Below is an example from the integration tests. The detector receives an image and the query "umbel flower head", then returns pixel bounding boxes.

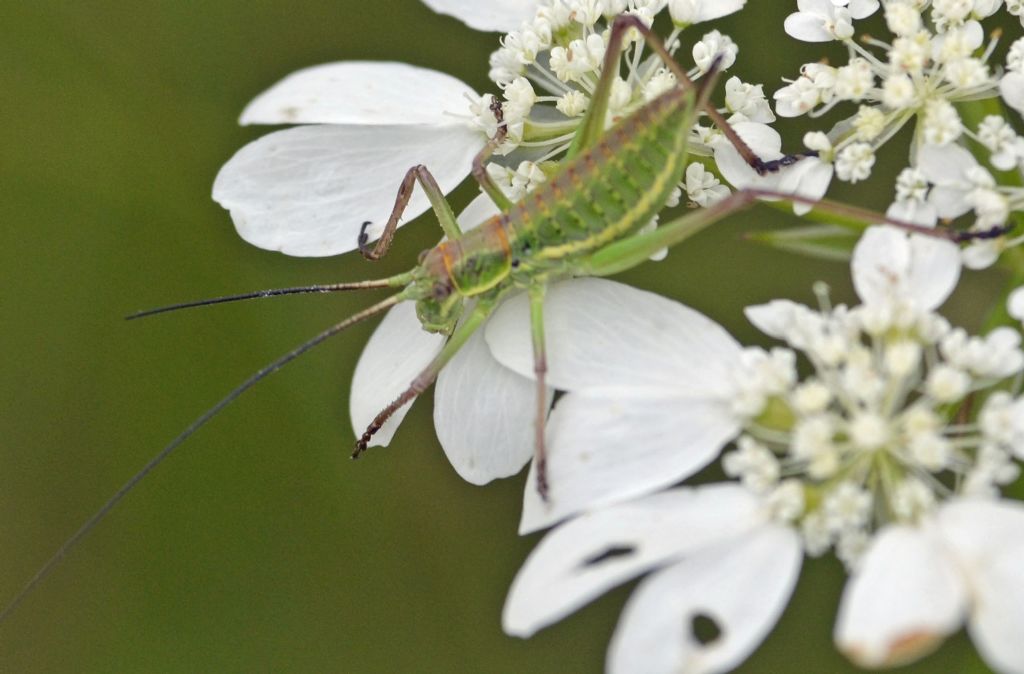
[495,227,1024,673]
[773,1,1024,268]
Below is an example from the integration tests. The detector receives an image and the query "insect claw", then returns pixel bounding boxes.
[535,454,550,503]
[358,221,374,258]
[753,150,820,176]
[954,222,1014,242]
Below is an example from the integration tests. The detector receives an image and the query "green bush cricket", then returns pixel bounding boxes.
[0,14,961,624]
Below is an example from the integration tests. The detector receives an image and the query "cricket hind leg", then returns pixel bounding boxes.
[592,15,811,175]
[580,186,974,278]
[359,164,462,261]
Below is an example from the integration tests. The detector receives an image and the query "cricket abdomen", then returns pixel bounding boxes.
[508,85,696,264]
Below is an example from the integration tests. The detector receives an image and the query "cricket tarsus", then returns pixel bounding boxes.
[0,292,404,626]
[360,163,463,260]
[753,150,820,175]
[953,222,1015,242]
[126,277,406,320]
[351,387,422,459]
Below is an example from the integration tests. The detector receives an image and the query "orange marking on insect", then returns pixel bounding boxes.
[533,190,551,216]
[565,164,582,187]
[483,218,512,258]
[440,241,460,280]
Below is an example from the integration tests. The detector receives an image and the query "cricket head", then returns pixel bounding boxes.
[407,262,464,335]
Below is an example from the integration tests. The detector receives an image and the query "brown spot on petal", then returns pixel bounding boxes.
[842,630,946,669]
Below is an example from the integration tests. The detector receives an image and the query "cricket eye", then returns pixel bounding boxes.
[432,282,452,301]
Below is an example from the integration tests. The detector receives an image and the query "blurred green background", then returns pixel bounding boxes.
[1,2,1013,672]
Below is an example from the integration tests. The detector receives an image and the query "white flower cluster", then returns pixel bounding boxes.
[776,2,1024,269]
[731,279,1024,569]
[888,142,1024,267]
[778,2,1014,171]
[479,0,765,208]
[495,228,1024,674]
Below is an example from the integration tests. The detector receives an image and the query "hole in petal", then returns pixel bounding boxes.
[689,612,722,646]
[582,545,635,567]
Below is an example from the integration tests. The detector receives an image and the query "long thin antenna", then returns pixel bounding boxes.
[0,292,406,626]
[126,273,413,320]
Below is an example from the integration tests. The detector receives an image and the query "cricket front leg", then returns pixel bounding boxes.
[352,298,494,457]
[528,283,551,501]
[360,164,462,261]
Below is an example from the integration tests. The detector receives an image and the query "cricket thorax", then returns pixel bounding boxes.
[424,217,514,296]
[411,218,515,333]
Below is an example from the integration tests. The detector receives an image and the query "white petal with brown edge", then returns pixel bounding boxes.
[834,524,967,668]
[938,500,1024,674]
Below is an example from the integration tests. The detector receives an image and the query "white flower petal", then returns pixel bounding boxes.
[938,500,1024,674]
[904,231,961,310]
[962,241,1001,270]
[917,143,977,186]
[713,122,784,191]
[835,525,968,668]
[848,0,880,19]
[744,299,806,340]
[852,225,960,311]
[519,391,739,533]
[885,200,937,227]
[918,144,976,219]
[503,485,762,637]
[213,124,484,257]
[784,12,836,42]
[420,0,539,32]
[1000,73,1024,115]
[672,0,747,24]
[607,525,802,674]
[485,279,741,394]
[777,156,833,215]
[350,302,446,447]
[1008,286,1024,322]
[852,226,911,304]
[240,61,477,126]
[434,327,547,485]
[965,539,1024,674]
